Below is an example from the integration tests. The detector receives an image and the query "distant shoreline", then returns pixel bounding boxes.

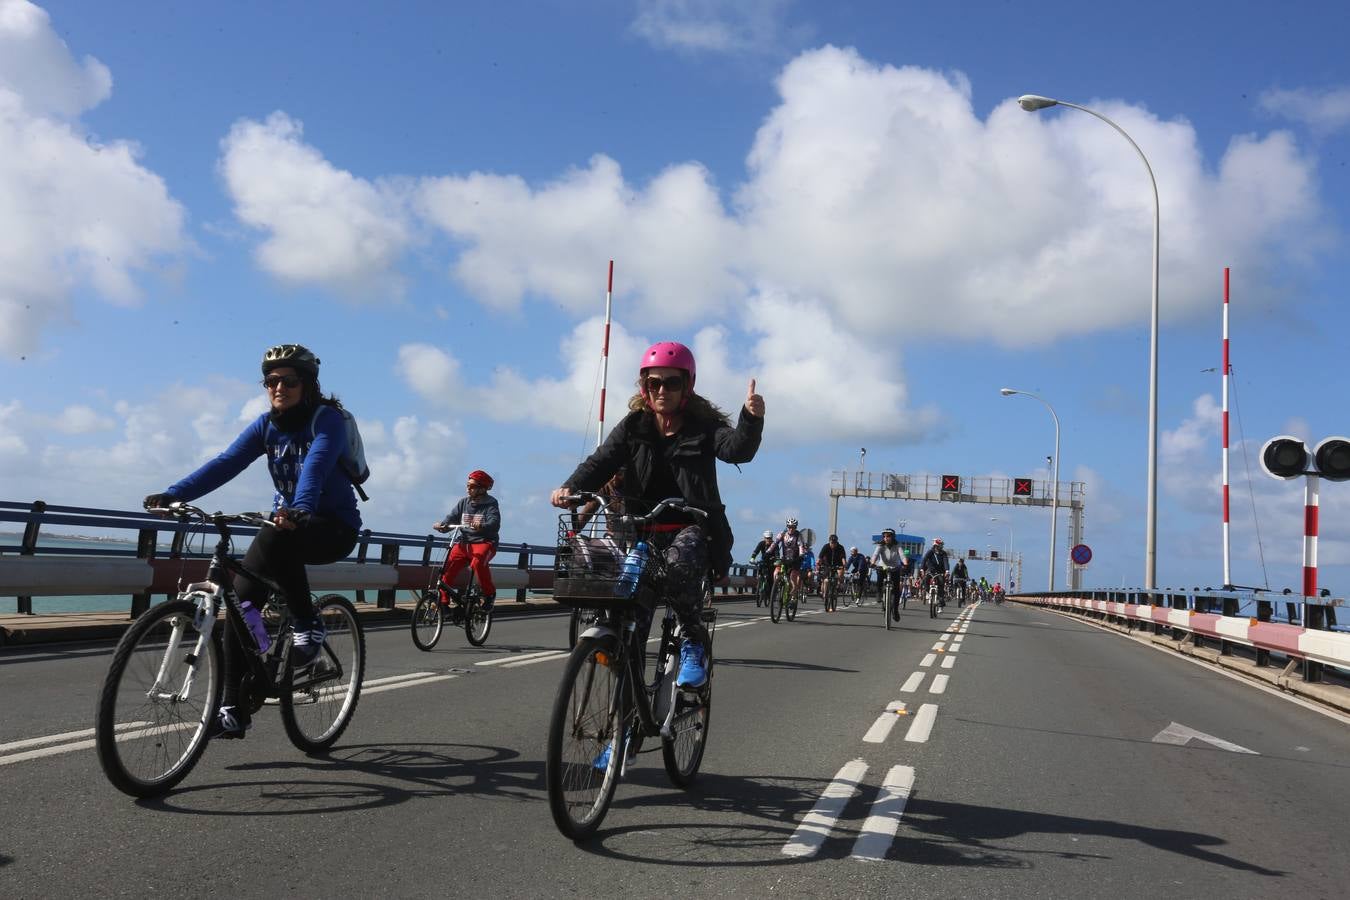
[0,531,132,544]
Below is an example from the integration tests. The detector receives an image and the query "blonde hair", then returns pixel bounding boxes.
[626,377,730,426]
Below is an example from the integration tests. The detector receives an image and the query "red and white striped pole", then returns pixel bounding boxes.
[596,259,614,449]
[1303,473,1319,612]
[1222,267,1231,587]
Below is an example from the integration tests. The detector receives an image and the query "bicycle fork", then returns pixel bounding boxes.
[149,583,220,704]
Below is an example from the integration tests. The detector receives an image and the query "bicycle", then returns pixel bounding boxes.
[752,559,775,608]
[876,567,901,630]
[769,559,800,623]
[820,566,840,612]
[844,570,864,607]
[410,524,492,650]
[546,495,717,840]
[96,504,365,798]
[924,573,943,619]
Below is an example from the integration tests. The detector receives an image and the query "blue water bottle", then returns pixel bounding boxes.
[239,599,272,654]
[614,541,649,597]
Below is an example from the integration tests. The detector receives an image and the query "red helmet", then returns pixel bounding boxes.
[467,469,494,489]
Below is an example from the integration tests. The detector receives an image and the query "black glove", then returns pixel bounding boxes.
[276,508,311,528]
[143,492,178,511]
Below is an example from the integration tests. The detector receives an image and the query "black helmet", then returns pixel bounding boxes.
[262,344,320,378]
[828,534,838,542]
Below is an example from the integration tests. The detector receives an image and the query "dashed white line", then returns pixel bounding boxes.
[0,721,149,754]
[919,653,936,668]
[929,675,949,695]
[782,758,869,858]
[905,704,939,743]
[947,643,960,653]
[900,672,925,693]
[501,652,569,669]
[862,702,906,743]
[931,642,946,652]
[364,674,458,694]
[850,765,916,862]
[940,655,956,669]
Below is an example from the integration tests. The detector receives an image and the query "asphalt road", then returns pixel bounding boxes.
[2,596,1347,898]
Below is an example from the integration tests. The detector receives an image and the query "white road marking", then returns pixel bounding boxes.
[919,653,936,668]
[0,721,149,754]
[952,634,964,644]
[365,672,438,687]
[931,642,946,652]
[937,634,951,642]
[501,652,569,669]
[363,674,457,694]
[1151,721,1258,755]
[781,758,869,858]
[947,643,960,653]
[940,655,956,669]
[476,650,568,667]
[850,765,916,862]
[900,672,925,693]
[905,704,939,743]
[862,702,906,743]
[930,675,949,694]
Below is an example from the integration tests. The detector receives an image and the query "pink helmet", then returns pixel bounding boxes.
[640,341,696,390]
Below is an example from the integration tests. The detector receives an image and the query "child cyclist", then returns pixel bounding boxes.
[550,341,764,690]
[433,470,501,611]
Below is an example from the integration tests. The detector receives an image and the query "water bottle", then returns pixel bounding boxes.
[239,599,272,654]
[614,541,649,597]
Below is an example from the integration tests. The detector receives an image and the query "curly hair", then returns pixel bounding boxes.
[626,383,731,426]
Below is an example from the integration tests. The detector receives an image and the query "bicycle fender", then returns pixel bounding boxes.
[580,624,621,644]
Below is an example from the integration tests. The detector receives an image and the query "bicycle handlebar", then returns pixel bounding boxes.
[557,494,707,526]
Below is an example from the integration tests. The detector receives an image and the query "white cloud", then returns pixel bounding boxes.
[1258,85,1350,135]
[218,111,414,298]
[630,0,804,54]
[0,1,187,359]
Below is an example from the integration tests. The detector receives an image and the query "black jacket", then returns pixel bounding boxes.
[563,406,763,575]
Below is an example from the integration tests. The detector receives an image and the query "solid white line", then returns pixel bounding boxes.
[365,672,437,688]
[363,674,457,695]
[900,672,925,693]
[862,702,906,743]
[501,652,569,669]
[850,765,916,862]
[0,721,150,754]
[477,650,568,667]
[2,722,198,767]
[905,704,939,742]
[919,653,936,668]
[930,675,949,694]
[940,655,956,669]
[781,759,869,858]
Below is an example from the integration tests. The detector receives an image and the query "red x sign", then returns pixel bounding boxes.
[941,474,960,492]
[1014,478,1033,496]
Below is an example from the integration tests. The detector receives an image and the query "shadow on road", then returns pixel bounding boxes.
[716,657,857,673]
[0,853,12,868]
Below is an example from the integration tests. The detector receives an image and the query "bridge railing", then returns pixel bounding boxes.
[1013,589,1348,684]
[0,500,756,617]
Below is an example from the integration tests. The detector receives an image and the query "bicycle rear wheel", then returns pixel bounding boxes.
[411,593,444,651]
[96,599,220,797]
[786,587,798,621]
[884,583,894,630]
[281,594,365,754]
[546,636,625,840]
[769,581,783,622]
[661,679,711,787]
[464,583,492,646]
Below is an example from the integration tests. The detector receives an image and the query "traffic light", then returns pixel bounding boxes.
[941,474,960,493]
[1314,437,1350,481]
[1260,436,1307,480]
[1013,477,1033,497]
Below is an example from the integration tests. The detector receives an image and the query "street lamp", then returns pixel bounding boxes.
[1019,93,1160,591]
[1000,388,1061,591]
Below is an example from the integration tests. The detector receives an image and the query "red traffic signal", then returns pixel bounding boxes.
[1260,435,1307,480]
[1315,437,1350,481]
[1013,477,1033,497]
[941,474,960,492]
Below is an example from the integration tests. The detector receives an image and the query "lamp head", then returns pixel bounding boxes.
[1018,94,1059,111]
[999,387,1017,396]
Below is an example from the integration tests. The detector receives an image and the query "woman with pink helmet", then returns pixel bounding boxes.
[551,341,764,688]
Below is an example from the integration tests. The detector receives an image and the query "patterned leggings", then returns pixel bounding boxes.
[651,525,710,644]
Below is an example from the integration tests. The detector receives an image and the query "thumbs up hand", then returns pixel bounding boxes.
[744,378,764,418]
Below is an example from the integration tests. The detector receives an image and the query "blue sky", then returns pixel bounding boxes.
[2,0,1349,596]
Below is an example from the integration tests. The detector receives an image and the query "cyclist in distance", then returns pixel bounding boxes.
[951,554,970,605]
[773,517,807,597]
[921,537,951,607]
[550,341,764,689]
[871,528,908,618]
[142,344,361,740]
[800,541,816,594]
[846,545,869,584]
[750,529,777,567]
[817,534,846,609]
[433,469,501,611]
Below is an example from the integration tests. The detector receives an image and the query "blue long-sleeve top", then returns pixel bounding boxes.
[165,406,361,532]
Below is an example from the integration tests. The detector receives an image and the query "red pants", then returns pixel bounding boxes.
[439,541,497,598]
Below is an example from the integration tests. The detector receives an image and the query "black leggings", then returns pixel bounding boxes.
[222,516,358,707]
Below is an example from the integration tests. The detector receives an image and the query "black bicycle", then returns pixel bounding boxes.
[752,559,774,608]
[546,495,717,840]
[820,566,840,612]
[410,525,492,650]
[96,504,365,797]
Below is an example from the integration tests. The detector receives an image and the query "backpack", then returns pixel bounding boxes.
[317,405,371,501]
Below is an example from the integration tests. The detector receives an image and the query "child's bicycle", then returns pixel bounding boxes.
[546,494,717,840]
[96,503,365,798]
[410,524,492,649]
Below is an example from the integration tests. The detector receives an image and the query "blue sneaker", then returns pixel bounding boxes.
[675,638,707,689]
[592,728,630,770]
[291,616,326,668]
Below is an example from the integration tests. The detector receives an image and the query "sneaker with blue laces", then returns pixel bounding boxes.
[675,638,708,689]
[291,616,326,668]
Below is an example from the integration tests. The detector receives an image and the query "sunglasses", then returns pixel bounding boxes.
[643,374,685,394]
[263,374,303,390]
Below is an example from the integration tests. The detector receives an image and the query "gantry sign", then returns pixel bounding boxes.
[828,471,1089,589]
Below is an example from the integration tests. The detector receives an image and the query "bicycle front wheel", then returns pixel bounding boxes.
[464,588,492,647]
[785,587,798,622]
[96,599,220,798]
[884,584,894,630]
[281,594,365,754]
[546,636,625,840]
[411,593,444,651]
[769,581,783,622]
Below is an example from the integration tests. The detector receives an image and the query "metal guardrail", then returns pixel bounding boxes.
[0,500,756,617]
[1014,588,1347,684]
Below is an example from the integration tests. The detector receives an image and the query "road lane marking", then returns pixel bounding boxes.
[850,765,916,862]
[931,642,946,652]
[930,675,949,694]
[0,721,150,754]
[862,702,906,743]
[937,634,951,642]
[952,634,964,643]
[364,675,457,695]
[940,655,956,669]
[477,650,568,667]
[900,672,925,692]
[1151,721,1258,755]
[781,759,869,858]
[919,653,936,668]
[947,643,960,653]
[904,704,938,743]
[501,652,569,668]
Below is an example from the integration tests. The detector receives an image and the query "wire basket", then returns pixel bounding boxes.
[553,510,656,608]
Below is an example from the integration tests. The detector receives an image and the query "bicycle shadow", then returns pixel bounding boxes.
[714,657,857,673]
[135,742,543,815]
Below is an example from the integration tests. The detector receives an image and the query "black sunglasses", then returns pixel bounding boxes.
[643,374,685,393]
[263,374,303,390]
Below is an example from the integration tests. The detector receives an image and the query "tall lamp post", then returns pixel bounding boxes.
[1000,388,1061,590]
[1019,93,1160,591]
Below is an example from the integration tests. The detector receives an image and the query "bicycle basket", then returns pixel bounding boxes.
[553,512,655,608]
